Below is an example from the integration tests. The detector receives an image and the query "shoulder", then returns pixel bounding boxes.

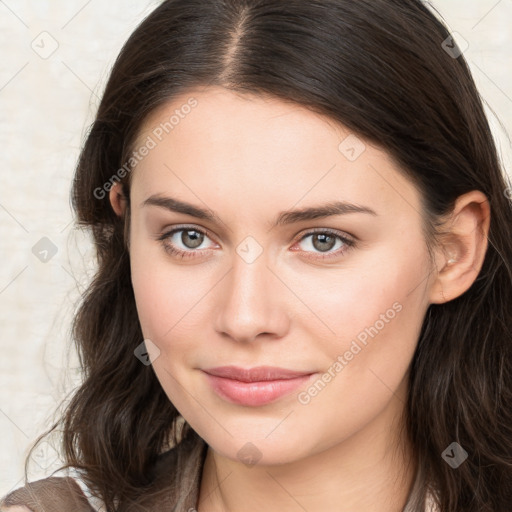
[0,476,98,512]
[136,428,208,509]
[152,427,207,482]
[0,430,208,512]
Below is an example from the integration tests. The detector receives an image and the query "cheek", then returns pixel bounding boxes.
[291,250,429,447]
[297,242,430,402]
[130,242,185,338]
[293,241,429,346]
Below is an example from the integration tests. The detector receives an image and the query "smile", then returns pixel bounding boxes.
[201,366,316,406]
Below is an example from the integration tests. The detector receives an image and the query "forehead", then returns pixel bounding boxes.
[129,86,423,220]
[133,85,345,152]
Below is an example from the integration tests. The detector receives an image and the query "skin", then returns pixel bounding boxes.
[109,86,490,512]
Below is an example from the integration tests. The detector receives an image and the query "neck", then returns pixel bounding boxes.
[197,379,417,512]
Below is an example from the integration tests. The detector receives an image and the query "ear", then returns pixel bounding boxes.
[429,190,491,304]
[109,182,127,217]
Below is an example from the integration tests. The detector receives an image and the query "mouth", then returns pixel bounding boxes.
[201,366,316,406]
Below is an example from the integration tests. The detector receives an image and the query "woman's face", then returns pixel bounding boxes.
[121,86,437,465]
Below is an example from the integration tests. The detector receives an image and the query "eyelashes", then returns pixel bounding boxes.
[157,225,356,261]
[157,226,217,259]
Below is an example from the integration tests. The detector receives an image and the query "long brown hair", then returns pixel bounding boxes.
[25,0,512,510]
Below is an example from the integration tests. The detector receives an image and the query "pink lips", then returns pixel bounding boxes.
[202,366,315,406]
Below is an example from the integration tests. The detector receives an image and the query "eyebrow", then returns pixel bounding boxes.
[142,194,378,229]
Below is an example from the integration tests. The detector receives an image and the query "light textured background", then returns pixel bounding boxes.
[0,0,511,495]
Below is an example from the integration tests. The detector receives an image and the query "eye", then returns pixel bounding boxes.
[157,225,217,259]
[292,228,356,260]
[157,226,356,261]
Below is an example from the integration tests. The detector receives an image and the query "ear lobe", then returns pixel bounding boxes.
[109,182,127,217]
[428,191,490,305]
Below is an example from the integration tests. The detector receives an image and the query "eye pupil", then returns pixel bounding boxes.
[313,233,336,252]
[182,229,203,249]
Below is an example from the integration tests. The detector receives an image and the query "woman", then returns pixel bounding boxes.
[2,0,511,511]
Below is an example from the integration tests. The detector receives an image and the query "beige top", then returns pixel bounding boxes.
[1,429,438,511]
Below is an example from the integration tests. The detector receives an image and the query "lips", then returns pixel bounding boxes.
[202,365,313,382]
[201,366,315,406]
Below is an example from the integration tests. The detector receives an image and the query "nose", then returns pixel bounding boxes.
[214,249,290,344]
